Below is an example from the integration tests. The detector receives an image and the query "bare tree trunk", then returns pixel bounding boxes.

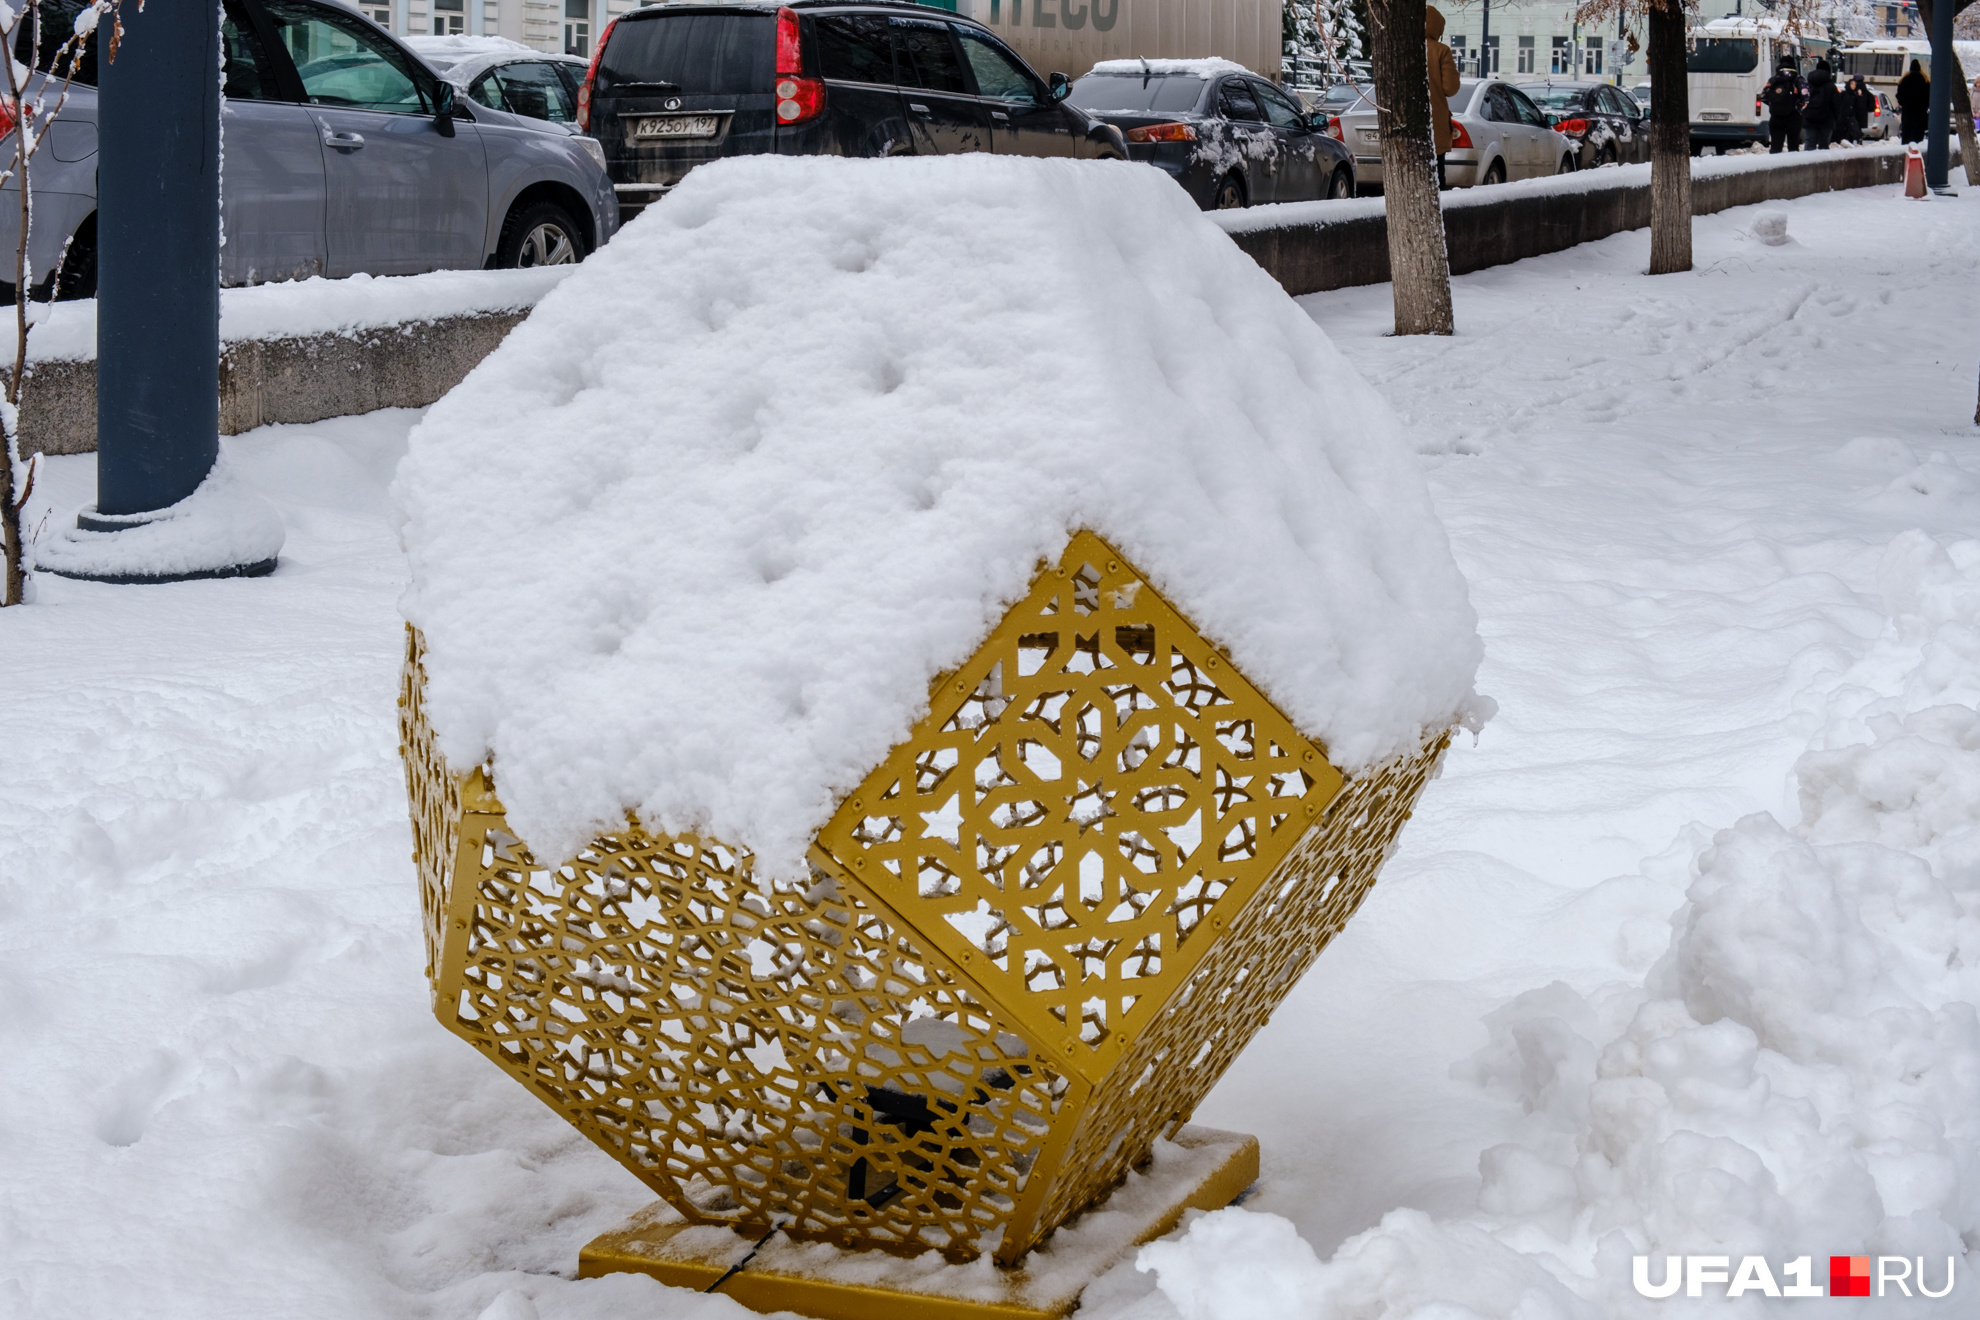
[1369,0,1454,335]
[1918,0,1980,183]
[0,413,19,607]
[1646,0,1692,275]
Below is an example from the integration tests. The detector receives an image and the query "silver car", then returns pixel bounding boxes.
[3,0,617,299]
[1336,78,1574,190]
[407,35,587,128]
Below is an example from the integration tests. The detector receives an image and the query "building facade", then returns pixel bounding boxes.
[1435,0,1648,85]
[362,0,632,56]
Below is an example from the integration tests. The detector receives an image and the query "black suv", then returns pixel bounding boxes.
[578,2,1128,218]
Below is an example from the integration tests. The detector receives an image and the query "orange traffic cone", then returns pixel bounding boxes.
[1905,143,1928,198]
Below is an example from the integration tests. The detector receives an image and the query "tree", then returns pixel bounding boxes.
[1580,0,1693,274]
[1367,0,1454,334]
[1285,0,1366,79]
[0,0,119,606]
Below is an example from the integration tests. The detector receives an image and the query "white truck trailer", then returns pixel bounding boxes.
[941,0,1284,83]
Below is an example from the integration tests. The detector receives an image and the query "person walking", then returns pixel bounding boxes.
[1425,5,1462,187]
[1802,58,1839,149]
[1762,57,1806,153]
[1897,58,1930,143]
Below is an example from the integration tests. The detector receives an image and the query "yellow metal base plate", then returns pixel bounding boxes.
[578,1126,1259,1320]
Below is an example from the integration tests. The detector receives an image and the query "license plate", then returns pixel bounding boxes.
[634,114,721,140]
[1358,128,1379,143]
[1700,111,1730,122]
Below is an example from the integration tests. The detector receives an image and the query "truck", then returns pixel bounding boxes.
[933,0,1284,83]
[1686,15,1829,154]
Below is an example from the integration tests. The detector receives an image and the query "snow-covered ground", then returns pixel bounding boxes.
[5,181,1979,1319]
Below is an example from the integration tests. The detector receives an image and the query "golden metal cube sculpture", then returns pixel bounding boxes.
[400,530,1447,1298]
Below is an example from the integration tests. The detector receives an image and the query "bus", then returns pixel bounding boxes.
[1687,15,1828,154]
[1837,38,1980,92]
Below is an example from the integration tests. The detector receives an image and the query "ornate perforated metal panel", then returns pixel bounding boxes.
[399,531,1447,1265]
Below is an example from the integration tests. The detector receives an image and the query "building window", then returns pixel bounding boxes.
[433,0,463,34]
[1550,35,1571,74]
[1583,35,1602,74]
[364,2,390,27]
[564,0,589,54]
[1518,34,1534,73]
[1485,34,1499,73]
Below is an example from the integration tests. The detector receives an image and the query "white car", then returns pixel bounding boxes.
[1332,78,1575,190]
[405,35,588,126]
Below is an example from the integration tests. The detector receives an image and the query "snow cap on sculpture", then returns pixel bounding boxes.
[395,153,1487,874]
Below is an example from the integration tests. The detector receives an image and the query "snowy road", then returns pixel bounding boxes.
[6,182,1980,1319]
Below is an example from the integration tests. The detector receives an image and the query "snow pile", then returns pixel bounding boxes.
[1087,57,1251,78]
[396,154,1486,875]
[7,268,573,365]
[33,450,285,581]
[1134,530,1980,1317]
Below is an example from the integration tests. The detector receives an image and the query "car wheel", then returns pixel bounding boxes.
[498,201,584,269]
[1213,172,1247,209]
[1327,167,1353,200]
[1599,144,1618,167]
[1482,159,1505,186]
[1558,153,1575,174]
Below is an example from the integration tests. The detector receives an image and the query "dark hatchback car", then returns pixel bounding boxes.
[1523,80,1651,168]
[581,2,1127,219]
[1065,63,1355,210]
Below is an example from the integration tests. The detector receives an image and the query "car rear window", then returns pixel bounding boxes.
[15,0,98,85]
[1529,86,1589,110]
[1687,38,1758,74]
[595,12,772,96]
[1066,73,1208,114]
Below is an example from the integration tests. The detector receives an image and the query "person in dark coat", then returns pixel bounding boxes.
[1897,59,1930,143]
[1762,57,1807,153]
[1841,75,1874,142]
[1802,58,1839,149]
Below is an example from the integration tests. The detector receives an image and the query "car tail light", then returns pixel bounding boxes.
[1450,118,1472,149]
[1125,121,1197,143]
[577,15,616,132]
[775,6,825,125]
[1327,115,1343,140]
[1755,94,1763,115]
[1556,117,1588,137]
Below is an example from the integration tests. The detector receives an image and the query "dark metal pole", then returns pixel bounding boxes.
[1927,0,1955,187]
[95,0,220,516]
[1480,0,1490,77]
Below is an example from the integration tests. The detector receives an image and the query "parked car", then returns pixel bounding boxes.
[582,1,1128,222]
[1631,82,1653,108]
[1866,89,1896,139]
[1067,59,1355,209]
[1522,80,1651,167]
[1335,78,1573,190]
[408,35,588,126]
[0,0,617,300]
[1315,79,1378,117]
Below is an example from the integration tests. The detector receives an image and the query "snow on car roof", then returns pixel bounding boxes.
[395,155,1487,877]
[402,34,553,72]
[1087,57,1253,79]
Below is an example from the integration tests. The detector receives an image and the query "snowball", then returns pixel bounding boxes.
[396,155,1485,874]
[1750,210,1790,245]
